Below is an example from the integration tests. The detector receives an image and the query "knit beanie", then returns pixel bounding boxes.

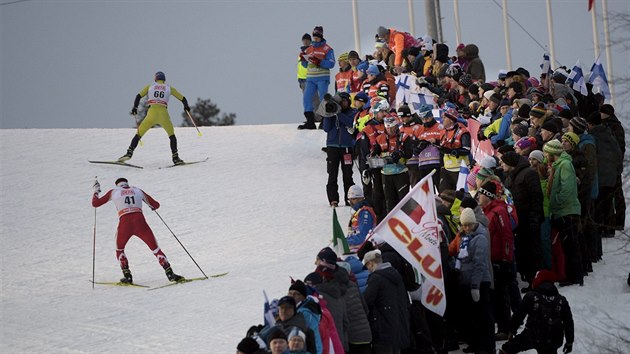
[508,81,523,93]
[562,132,580,149]
[304,272,323,286]
[317,247,338,265]
[543,139,564,156]
[268,328,288,344]
[532,269,557,289]
[541,120,559,135]
[338,52,349,62]
[366,64,380,76]
[459,208,477,225]
[348,50,360,59]
[558,109,573,120]
[289,280,308,298]
[516,136,535,150]
[439,189,456,204]
[529,150,544,164]
[489,93,502,105]
[600,104,615,116]
[478,181,498,200]
[512,124,529,139]
[312,26,324,39]
[476,167,494,181]
[501,151,521,167]
[468,83,479,95]
[459,74,473,89]
[497,144,515,155]
[529,104,547,119]
[460,196,478,209]
[302,33,312,41]
[479,156,497,169]
[377,26,389,39]
[517,104,531,119]
[288,327,306,342]
[569,117,587,134]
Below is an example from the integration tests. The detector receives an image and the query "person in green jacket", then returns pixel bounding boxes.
[543,139,583,287]
[119,71,190,165]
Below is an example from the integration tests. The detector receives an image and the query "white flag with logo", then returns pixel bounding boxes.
[371,172,446,316]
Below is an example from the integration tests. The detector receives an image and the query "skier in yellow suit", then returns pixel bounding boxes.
[119,71,190,165]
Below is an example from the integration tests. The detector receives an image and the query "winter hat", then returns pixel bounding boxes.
[497,69,508,80]
[529,104,547,119]
[543,139,564,156]
[468,83,480,95]
[513,105,529,121]
[505,70,519,79]
[354,91,369,103]
[288,327,306,342]
[338,52,349,62]
[479,156,497,169]
[600,104,615,117]
[476,167,494,181]
[312,26,324,38]
[115,177,129,187]
[532,269,556,289]
[558,109,573,121]
[277,295,296,310]
[366,64,380,76]
[439,189,456,204]
[347,185,364,199]
[480,83,495,93]
[417,104,433,118]
[562,132,580,149]
[460,196,478,209]
[501,151,521,167]
[497,144,515,155]
[267,328,288,344]
[478,181,498,200]
[301,33,312,41]
[529,150,544,164]
[304,272,323,286]
[516,67,531,78]
[489,93,502,105]
[569,117,587,134]
[541,120,559,135]
[466,169,478,190]
[459,74,473,89]
[154,71,165,81]
[362,249,382,266]
[442,109,458,122]
[377,26,389,39]
[459,208,477,225]
[512,123,529,139]
[289,280,308,298]
[374,40,386,49]
[348,50,360,59]
[515,136,535,150]
[397,104,412,118]
[384,116,398,128]
[237,336,264,354]
[317,247,338,265]
[586,111,602,125]
[508,81,523,93]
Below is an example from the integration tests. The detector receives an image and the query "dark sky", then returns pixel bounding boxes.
[1,0,628,128]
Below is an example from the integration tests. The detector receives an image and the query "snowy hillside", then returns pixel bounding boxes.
[0,125,628,353]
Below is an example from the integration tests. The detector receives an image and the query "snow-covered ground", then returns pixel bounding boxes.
[0,126,628,353]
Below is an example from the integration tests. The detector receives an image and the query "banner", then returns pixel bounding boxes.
[467,118,495,161]
[370,172,446,316]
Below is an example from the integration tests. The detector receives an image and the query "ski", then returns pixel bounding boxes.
[147,272,228,291]
[159,157,209,169]
[88,160,144,169]
[90,280,149,288]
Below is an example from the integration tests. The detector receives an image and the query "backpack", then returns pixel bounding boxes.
[529,293,565,347]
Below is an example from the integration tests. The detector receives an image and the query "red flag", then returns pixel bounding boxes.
[588,0,595,11]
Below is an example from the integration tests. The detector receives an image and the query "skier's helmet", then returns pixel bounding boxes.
[155,71,166,81]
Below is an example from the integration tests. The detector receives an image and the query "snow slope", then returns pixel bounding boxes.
[0,126,628,353]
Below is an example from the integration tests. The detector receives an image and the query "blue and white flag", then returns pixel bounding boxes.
[540,52,553,76]
[456,160,470,192]
[588,58,611,100]
[263,290,276,327]
[395,73,414,107]
[567,60,588,96]
[409,88,435,114]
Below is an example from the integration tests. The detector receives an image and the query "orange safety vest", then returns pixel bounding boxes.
[335,69,353,93]
[440,123,470,171]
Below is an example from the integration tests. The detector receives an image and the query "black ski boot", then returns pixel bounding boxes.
[118,148,134,162]
[165,267,184,282]
[172,153,184,166]
[120,268,133,284]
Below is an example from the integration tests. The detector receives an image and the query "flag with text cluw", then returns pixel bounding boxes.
[370,172,446,316]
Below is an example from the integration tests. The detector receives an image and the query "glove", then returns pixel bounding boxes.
[131,107,138,115]
[308,56,321,66]
[391,150,401,163]
[471,288,480,302]
[563,342,573,353]
[93,180,101,195]
[184,105,191,113]
[362,170,372,185]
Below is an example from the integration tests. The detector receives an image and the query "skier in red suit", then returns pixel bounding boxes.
[92,177,183,284]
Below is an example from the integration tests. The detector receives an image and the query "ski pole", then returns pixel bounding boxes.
[153,210,208,279]
[92,177,98,289]
[185,110,203,137]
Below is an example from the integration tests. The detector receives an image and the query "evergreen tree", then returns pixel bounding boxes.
[181,98,236,127]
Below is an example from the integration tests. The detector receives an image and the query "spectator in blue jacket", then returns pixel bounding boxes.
[345,185,376,252]
[320,93,356,206]
[289,280,323,354]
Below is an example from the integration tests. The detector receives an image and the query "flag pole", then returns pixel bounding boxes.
[591,0,601,59]
[351,0,361,55]
[545,0,557,70]
[502,0,512,70]
[408,0,416,36]
[453,0,462,46]
[601,0,615,105]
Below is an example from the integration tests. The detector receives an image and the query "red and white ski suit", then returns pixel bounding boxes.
[92,186,169,270]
